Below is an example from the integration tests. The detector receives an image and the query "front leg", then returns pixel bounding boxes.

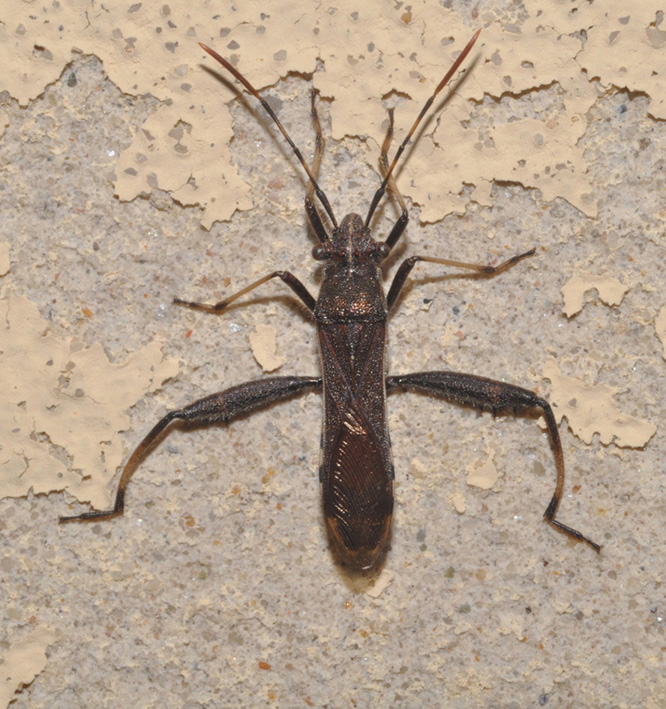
[60,376,322,523]
[386,249,535,311]
[387,371,600,552]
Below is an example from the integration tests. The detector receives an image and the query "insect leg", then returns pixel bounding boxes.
[386,248,536,311]
[60,375,322,523]
[386,371,600,552]
[174,270,316,313]
[379,107,409,251]
[304,90,330,243]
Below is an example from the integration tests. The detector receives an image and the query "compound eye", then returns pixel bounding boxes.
[312,244,328,261]
[376,242,390,259]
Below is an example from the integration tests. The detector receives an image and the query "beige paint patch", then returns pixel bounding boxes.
[249,323,284,372]
[1,296,179,509]
[408,457,428,479]
[543,359,655,448]
[411,21,598,221]
[0,628,57,708]
[656,306,666,360]
[0,4,87,106]
[312,5,470,140]
[449,491,466,514]
[466,451,501,490]
[576,3,666,120]
[561,273,629,318]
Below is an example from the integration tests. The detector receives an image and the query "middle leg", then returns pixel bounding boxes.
[174,270,316,314]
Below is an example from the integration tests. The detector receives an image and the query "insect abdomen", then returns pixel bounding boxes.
[323,404,393,570]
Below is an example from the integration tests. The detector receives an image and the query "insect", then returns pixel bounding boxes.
[60,31,600,569]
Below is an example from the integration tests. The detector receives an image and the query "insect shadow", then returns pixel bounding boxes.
[60,31,600,572]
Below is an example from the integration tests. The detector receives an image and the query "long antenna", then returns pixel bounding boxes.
[364,29,481,228]
[199,42,339,228]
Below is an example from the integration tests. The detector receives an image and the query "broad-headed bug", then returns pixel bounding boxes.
[60,30,600,570]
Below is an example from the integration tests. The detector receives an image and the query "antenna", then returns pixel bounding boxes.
[364,29,481,228]
[199,43,338,228]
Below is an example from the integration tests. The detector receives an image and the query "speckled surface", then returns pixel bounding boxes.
[2,10,666,709]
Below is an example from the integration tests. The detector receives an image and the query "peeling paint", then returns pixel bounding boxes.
[1,297,178,509]
[467,449,502,490]
[0,629,57,708]
[561,273,629,317]
[249,323,284,372]
[2,2,664,229]
[543,359,655,448]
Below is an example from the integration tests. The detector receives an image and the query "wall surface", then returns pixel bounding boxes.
[1,1,665,706]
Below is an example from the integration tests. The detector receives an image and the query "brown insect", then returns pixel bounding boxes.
[60,30,600,569]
